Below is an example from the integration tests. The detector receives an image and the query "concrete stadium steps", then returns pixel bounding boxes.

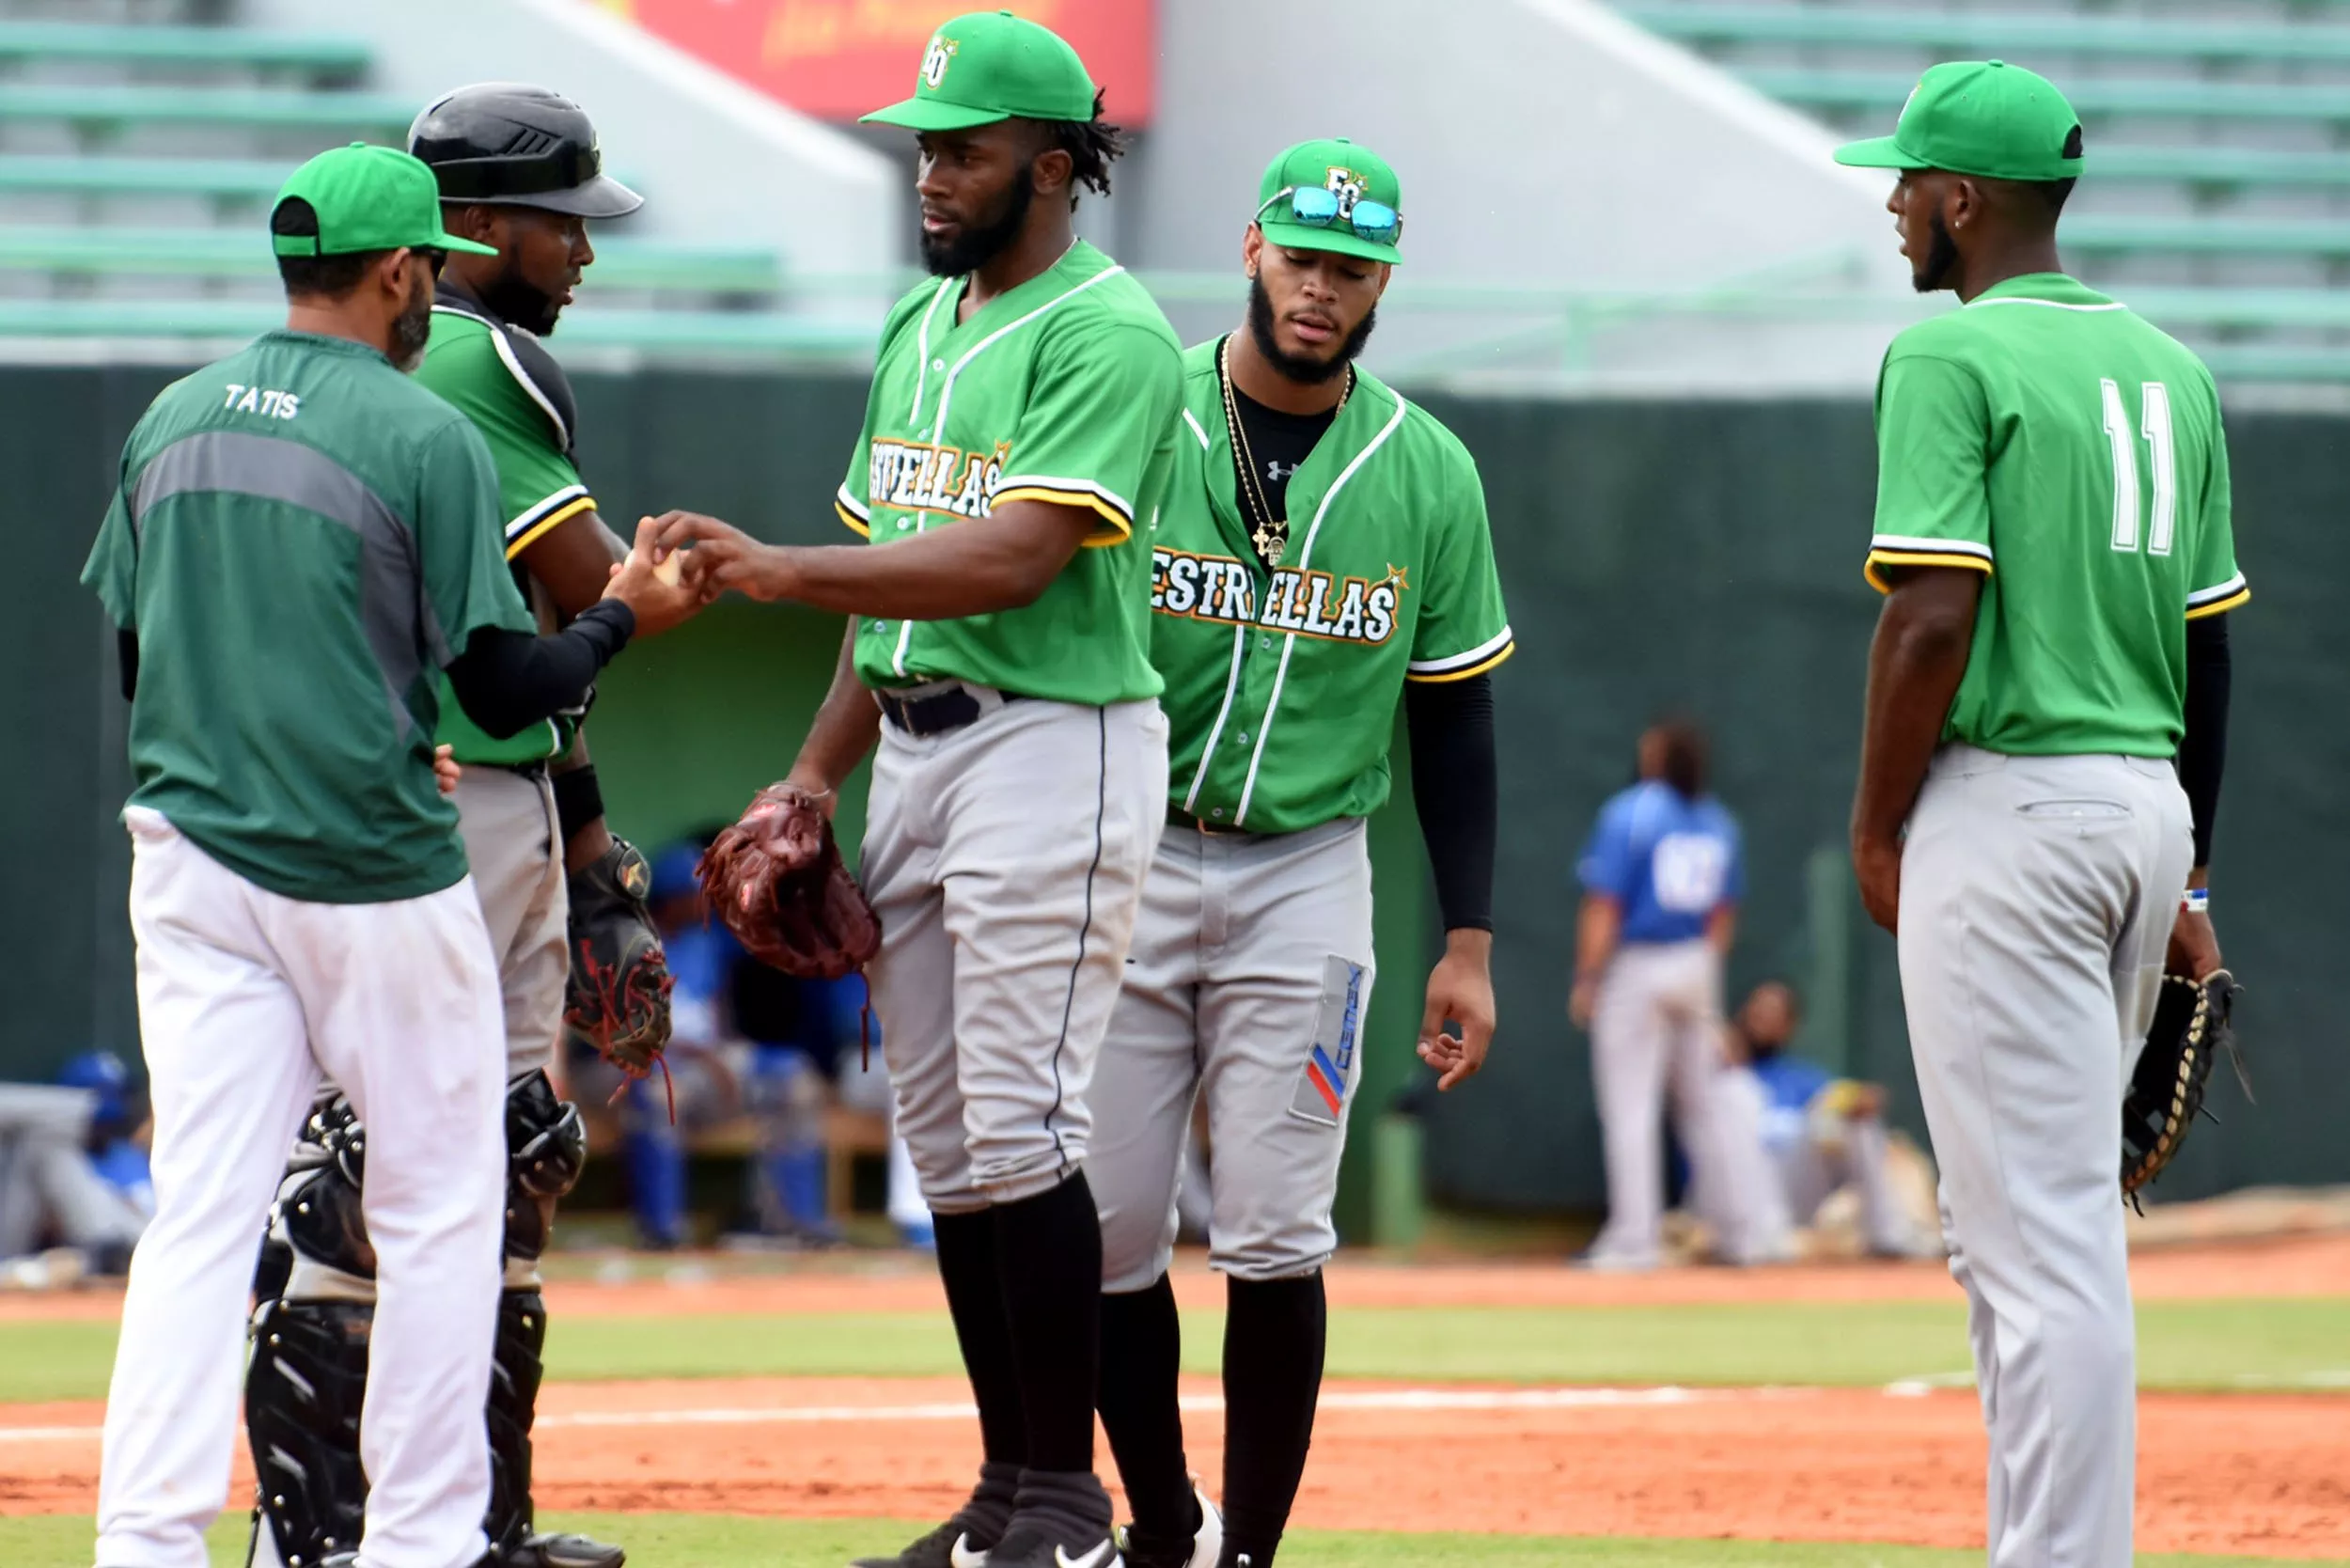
[1620,0,2350,372]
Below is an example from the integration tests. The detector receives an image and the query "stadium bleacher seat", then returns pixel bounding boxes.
[0,84,415,134]
[0,20,368,74]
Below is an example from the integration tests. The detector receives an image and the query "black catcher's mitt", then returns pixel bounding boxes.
[563,837,675,1079]
[2122,969,2248,1204]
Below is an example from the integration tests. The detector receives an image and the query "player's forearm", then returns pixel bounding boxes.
[552,731,615,874]
[1707,905,1738,956]
[753,504,1091,620]
[2178,612,2232,873]
[1403,673,1497,933]
[1574,896,1622,981]
[1851,570,1981,850]
[523,509,630,622]
[788,620,882,796]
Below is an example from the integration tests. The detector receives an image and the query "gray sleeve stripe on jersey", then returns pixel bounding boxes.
[2187,572,2248,607]
[131,428,427,742]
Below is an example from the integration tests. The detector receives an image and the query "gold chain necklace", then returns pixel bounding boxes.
[1219,334,1351,567]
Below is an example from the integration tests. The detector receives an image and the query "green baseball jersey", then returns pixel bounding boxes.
[415,293,595,766]
[834,241,1182,705]
[1865,274,2247,759]
[1153,342,1513,834]
[80,330,535,902]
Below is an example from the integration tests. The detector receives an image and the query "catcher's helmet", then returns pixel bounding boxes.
[408,83,643,219]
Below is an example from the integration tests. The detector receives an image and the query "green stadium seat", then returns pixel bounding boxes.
[1746,69,2350,123]
[0,21,368,74]
[0,154,291,199]
[2087,145,2350,188]
[0,84,413,133]
[2064,216,2350,258]
[1622,6,2350,63]
[0,227,786,292]
[0,298,873,357]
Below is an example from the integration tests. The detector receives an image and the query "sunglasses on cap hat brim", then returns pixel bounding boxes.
[1254,184,1402,246]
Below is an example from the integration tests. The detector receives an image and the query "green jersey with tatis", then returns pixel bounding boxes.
[1152,340,1512,835]
[835,240,1183,705]
[1864,273,2246,759]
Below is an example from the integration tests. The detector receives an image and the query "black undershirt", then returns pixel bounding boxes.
[1229,378,1337,541]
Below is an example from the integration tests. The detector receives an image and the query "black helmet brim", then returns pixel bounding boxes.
[476,173,645,220]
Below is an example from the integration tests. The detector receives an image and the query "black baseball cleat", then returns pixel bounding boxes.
[850,1518,999,1568]
[502,1529,626,1568]
[1115,1485,1221,1568]
[984,1525,1121,1568]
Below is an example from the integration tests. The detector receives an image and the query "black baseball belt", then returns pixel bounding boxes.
[874,682,1023,738]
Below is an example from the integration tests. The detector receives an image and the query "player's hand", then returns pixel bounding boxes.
[2167,905,2222,980]
[781,766,840,820]
[433,744,462,796]
[1568,974,1598,1031]
[601,516,706,637]
[1852,832,1903,934]
[1418,930,1496,1091]
[648,510,794,603]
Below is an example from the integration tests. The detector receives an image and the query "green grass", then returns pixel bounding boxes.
[4,1513,2344,1568]
[5,1298,2346,1404]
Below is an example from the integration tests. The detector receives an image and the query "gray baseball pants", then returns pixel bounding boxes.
[1093,816,1374,1290]
[862,694,1168,1214]
[1899,745,2191,1568]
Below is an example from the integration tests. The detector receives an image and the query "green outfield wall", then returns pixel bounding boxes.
[8,365,2338,1224]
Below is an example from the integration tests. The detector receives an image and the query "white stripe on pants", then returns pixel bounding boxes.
[1899,746,2191,1568]
[97,808,508,1568]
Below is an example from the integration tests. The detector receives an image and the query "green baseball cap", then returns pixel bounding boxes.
[270,142,496,259]
[1834,60,2084,181]
[1255,137,1404,265]
[861,10,1096,133]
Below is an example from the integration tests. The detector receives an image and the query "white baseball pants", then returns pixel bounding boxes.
[96,808,508,1568]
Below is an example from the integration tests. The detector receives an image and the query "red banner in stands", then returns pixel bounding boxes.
[602,0,1156,127]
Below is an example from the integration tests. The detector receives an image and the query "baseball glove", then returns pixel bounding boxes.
[697,782,881,982]
[2121,968,2248,1205]
[562,837,675,1080]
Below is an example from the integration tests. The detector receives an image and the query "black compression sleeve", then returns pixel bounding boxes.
[444,601,634,741]
[118,628,137,701]
[2180,612,2232,868]
[1402,672,1497,933]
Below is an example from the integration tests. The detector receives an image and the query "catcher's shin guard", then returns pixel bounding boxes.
[246,1295,372,1566]
[485,1287,549,1555]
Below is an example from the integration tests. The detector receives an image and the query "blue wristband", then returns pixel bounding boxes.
[2182,886,2210,914]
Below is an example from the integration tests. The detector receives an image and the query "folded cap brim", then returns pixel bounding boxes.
[1258,218,1401,265]
[1833,134,1926,170]
[859,97,1010,131]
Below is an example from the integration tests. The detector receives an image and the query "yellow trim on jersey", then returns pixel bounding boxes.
[1864,550,1996,594]
[505,495,597,561]
[1404,640,1517,683]
[2185,587,2250,620]
[838,499,871,538]
[990,484,1133,546]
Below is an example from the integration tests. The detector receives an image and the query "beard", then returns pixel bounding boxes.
[1246,275,1378,385]
[1912,210,1961,293]
[390,266,435,371]
[921,166,1034,277]
[479,262,563,337]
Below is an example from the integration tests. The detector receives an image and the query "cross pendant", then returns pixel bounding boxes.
[1252,520,1284,562]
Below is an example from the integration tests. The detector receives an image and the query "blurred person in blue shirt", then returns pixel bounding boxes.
[0,1051,150,1279]
[1721,981,1937,1260]
[1571,719,1781,1268]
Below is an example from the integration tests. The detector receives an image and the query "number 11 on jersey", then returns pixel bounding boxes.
[2102,378,2175,558]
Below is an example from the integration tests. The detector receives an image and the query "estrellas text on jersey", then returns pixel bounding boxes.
[869,437,1011,519]
[1151,546,1402,647]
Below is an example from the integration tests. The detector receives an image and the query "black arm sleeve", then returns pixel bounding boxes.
[2179,612,2232,869]
[444,600,634,741]
[118,628,137,701]
[1402,672,1498,933]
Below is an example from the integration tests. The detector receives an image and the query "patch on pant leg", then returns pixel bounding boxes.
[1289,956,1368,1128]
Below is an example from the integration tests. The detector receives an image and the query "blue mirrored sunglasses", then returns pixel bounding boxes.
[1254,184,1402,245]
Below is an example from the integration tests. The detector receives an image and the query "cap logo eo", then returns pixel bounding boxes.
[1323,166,1367,218]
[921,35,959,89]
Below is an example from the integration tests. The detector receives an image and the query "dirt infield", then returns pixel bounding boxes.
[5,1236,2345,1554]
[4,1375,2345,1555]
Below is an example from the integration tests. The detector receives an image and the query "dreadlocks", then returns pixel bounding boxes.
[1047,89,1126,207]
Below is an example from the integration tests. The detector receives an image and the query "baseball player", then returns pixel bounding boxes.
[1838,62,2242,1568]
[1088,138,1510,1568]
[648,14,1183,1567]
[242,90,682,1568]
[1570,719,1780,1269]
[82,144,683,1568]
